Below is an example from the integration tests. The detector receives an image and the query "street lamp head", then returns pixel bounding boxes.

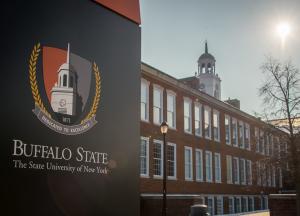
[160,121,169,134]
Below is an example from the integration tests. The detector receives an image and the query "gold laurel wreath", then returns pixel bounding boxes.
[82,62,101,123]
[29,43,51,118]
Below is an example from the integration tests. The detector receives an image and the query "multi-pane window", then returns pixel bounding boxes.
[249,197,254,211]
[167,143,176,179]
[184,98,192,133]
[214,153,221,183]
[225,115,231,145]
[270,134,274,156]
[226,155,233,184]
[140,79,149,121]
[216,196,224,215]
[267,165,272,187]
[213,110,220,141]
[204,106,211,139]
[279,168,283,188]
[167,91,176,129]
[207,197,214,216]
[233,157,240,184]
[257,161,262,186]
[195,149,203,181]
[272,165,276,187]
[235,197,241,213]
[153,85,163,124]
[239,121,245,148]
[245,123,250,150]
[262,163,267,187]
[184,146,193,180]
[260,130,265,155]
[266,133,270,156]
[242,197,248,212]
[153,140,163,177]
[140,137,149,177]
[194,103,202,136]
[240,158,246,185]
[205,151,213,182]
[246,160,252,185]
[255,127,260,153]
[228,197,235,214]
[232,118,238,147]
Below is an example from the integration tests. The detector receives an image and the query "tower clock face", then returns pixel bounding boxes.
[59,99,66,107]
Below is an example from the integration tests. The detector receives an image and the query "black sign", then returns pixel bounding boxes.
[2,1,140,215]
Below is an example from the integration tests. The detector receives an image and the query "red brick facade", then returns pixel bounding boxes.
[140,63,287,215]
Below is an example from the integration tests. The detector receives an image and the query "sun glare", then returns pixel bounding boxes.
[277,22,291,40]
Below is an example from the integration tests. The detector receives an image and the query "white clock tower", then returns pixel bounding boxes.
[51,43,78,116]
[197,41,221,100]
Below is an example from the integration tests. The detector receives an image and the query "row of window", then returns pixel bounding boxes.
[199,195,268,215]
[141,79,285,157]
[226,155,252,185]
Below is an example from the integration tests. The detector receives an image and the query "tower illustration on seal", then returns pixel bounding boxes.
[50,43,82,117]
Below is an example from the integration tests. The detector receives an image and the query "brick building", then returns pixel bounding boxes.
[139,43,287,216]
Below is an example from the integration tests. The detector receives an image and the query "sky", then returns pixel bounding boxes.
[140,0,300,115]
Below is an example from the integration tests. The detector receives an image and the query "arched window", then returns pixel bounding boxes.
[63,74,67,87]
[70,76,73,88]
[201,63,205,73]
[208,63,212,73]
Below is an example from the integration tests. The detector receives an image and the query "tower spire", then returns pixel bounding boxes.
[205,40,208,53]
[67,43,70,64]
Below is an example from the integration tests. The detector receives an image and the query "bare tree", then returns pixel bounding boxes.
[259,56,300,215]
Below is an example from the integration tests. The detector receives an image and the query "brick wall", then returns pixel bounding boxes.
[269,194,296,216]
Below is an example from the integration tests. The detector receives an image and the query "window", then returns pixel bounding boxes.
[184,98,192,133]
[213,110,220,141]
[141,79,149,121]
[270,134,274,156]
[235,197,241,213]
[272,165,276,187]
[185,147,193,180]
[257,161,261,186]
[239,121,245,148]
[216,196,223,215]
[205,151,213,182]
[63,74,67,87]
[214,153,221,183]
[240,158,246,185]
[225,115,231,145]
[262,163,267,187]
[167,90,176,128]
[260,130,265,155]
[266,134,270,156]
[194,103,202,136]
[140,137,149,177]
[226,155,233,184]
[228,197,235,214]
[207,197,214,216]
[70,76,73,87]
[255,127,260,153]
[153,85,163,124]
[246,160,252,185]
[204,106,211,139]
[248,197,254,211]
[153,140,163,177]
[242,197,248,212]
[167,143,176,179]
[245,123,250,150]
[195,149,203,181]
[267,165,272,187]
[279,168,283,188]
[233,157,240,184]
[232,118,238,147]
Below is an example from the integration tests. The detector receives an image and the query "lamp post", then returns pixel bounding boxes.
[160,121,169,216]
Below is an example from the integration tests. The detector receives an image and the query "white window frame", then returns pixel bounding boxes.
[207,196,215,216]
[255,127,260,153]
[246,160,252,185]
[225,115,231,145]
[232,118,238,147]
[228,196,235,214]
[205,151,213,182]
[226,155,233,184]
[242,196,249,212]
[235,196,241,213]
[214,153,222,183]
[260,130,265,155]
[204,106,212,139]
[216,196,224,215]
[140,78,150,122]
[213,110,220,142]
[184,146,193,181]
[257,161,261,186]
[167,142,177,180]
[194,102,202,137]
[195,148,203,182]
[184,97,192,134]
[233,157,240,184]
[153,84,163,125]
[153,139,163,178]
[239,121,245,149]
[245,123,251,150]
[166,90,176,129]
[240,158,246,185]
[272,165,276,187]
[140,136,149,177]
[249,196,255,211]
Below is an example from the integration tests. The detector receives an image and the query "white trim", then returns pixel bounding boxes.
[167,142,177,180]
[226,155,233,184]
[166,90,176,129]
[216,196,224,215]
[242,196,248,212]
[140,136,150,177]
[195,148,203,182]
[141,79,150,122]
[184,97,192,134]
[232,118,238,147]
[205,150,213,182]
[245,123,251,150]
[228,196,235,214]
[153,139,163,178]
[239,120,245,149]
[225,114,231,145]
[214,152,222,183]
[153,84,164,125]
[194,102,202,137]
[233,157,240,185]
[204,106,212,140]
[240,158,246,185]
[207,196,215,216]
[246,159,252,185]
[184,146,193,181]
[213,110,220,142]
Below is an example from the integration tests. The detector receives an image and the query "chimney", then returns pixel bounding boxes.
[224,98,240,109]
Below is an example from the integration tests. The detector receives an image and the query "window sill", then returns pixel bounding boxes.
[153,175,163,179]
[140,175,150,178]
[184,130,193,135]
[140,119,150,123]
[185,178,194,182]
[168,177,177,180]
